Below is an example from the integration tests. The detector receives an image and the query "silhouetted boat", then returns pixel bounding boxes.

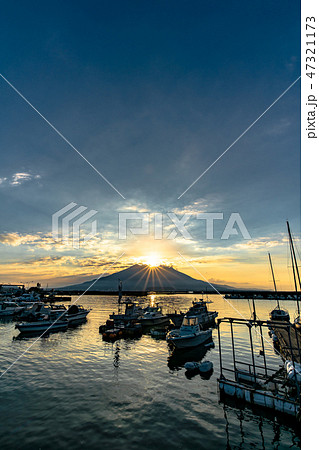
[140,305,170,327]
[268,253,290,322]
[16,317,68,334]
[166,316,212,349]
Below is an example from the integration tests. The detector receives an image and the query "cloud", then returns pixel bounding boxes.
[0,172,41,187]
[0,232,40,246]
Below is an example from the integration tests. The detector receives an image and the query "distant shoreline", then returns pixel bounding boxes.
[55,289,301,299]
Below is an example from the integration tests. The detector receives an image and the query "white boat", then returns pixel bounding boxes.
[66,304,90,324]
[166,316,212,349]
[15,317,69,334]
[0,301,24,316]
[140,305,170,327]
[184,298,218,328]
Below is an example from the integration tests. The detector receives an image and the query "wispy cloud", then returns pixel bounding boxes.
[0,172,41,187]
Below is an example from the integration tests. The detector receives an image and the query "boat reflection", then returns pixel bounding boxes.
[222,400,300,448]
[167,343,210,371]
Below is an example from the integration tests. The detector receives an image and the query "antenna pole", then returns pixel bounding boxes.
[268,253,279,309]
[287,221,301,289]
[289,237,300,315]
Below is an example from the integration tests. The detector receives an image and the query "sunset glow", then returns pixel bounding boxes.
[141,253,162,267]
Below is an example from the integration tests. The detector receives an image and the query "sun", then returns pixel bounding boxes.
[144,253,161,267]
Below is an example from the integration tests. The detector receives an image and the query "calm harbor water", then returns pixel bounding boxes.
[0,295,300,449]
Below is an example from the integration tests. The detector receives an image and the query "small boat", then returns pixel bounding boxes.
[66,304,90,325]
[269,306,290,322]
[140,305,170,327]
[0,301,24,316]
[268,254,290,322]
[15,317,69,334]
[184,298,218,329]
[166,316,212,349]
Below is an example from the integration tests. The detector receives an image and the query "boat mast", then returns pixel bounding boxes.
[268,253,280,309]
[289,239,300,315]
[287,221,300,314]
[286,221,301,289]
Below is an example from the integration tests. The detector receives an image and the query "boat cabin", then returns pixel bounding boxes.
[181,316,200,332]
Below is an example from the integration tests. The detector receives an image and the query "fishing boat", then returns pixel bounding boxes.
[166,316,212,349]
[101,280,143,340]
[15,316,69,334]
[16,292,41,303]
[140,305,170,327]
[66,304,90,325]
[268,253,290,322]
[110,299,144,326]
[18,302,66,320]
[184,298,218,328]
[102,322,142,341]
[0,301,24,316]
[109,281,144,327]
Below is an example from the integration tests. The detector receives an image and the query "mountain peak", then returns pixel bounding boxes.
[59,263,233,292]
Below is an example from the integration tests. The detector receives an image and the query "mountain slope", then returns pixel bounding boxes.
[58,264,234,291]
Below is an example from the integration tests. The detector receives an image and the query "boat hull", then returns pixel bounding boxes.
[167,330,212,349]
[16,321,68,334]
[141,317,170,327]
[66,311,89,325]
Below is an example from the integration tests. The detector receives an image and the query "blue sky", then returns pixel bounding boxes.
[0,1,301,288]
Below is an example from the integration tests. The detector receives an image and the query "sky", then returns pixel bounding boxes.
[0,1,301,289]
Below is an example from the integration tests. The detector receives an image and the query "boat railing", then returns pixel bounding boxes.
[217,317,301,401]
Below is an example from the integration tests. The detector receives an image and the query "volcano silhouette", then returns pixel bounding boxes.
[59,264,233,292]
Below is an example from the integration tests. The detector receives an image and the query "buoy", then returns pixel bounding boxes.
[184,362,200,371]
[199,361,213,373]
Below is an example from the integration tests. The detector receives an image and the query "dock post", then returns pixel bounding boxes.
[217,320,223,377]
[230,319,237,376]
[259,323,268,377]
[248,322,257,383]
[294,326,301,363]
